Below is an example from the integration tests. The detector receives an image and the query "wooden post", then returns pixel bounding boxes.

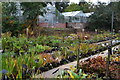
[95,29,98,34]
[75,29,81,72]
[106,35,113,79]
[106,46,112,80]
[110,11,114,41]
[106,11,114,80]
[26,28,29,38]
[77,35,80,72]
[82,29,85,32]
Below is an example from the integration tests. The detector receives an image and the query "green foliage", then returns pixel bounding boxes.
[64,2,95,12]
[88,2,120,31]
[2,52,43,78]
[70,43,100,55]
[35,44,51,53]
[1,32,119,79]
[55,2,69,12]
[20,2,47,27]
[2,32,118,56]
[65,3,81,12]
[2,36,52,54]
[57,68,90,79]
[2,2,17,16]
[2,2,26,36]
[2,16,25,36]
[2,2,47,36]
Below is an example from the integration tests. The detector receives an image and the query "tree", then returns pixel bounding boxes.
[2,2,21,36]
[64,3,81,12]
[79,2,96,13]
[87,2,120,31]
[2,2,18,16]
[55,2,69,12]
[20,2,47,27]
[2,2,47,36]
[111,2,120,30]
[0,2,2,38]
[64,2,95,13]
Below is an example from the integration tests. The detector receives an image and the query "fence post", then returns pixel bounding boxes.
[106,41,112,79]
[77,35,80,72]
[26,28,29,38]
[74,29,81,72]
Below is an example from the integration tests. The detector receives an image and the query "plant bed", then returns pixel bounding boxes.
[1,43,120,79]
[37,42,120,75]
[79,56,120,79]
[38,42,120,73]
[56,53,120,79]
[1,32,120,79]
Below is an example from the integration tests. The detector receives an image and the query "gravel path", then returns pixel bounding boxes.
[35,44,120,78]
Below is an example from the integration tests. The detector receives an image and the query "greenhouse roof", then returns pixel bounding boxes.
[62,11,94,17]
[62,11,82,17]
[84,12,94,17]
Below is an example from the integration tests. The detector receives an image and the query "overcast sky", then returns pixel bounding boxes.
[70,0,110,4]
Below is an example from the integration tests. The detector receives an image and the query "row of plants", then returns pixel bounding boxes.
[56,48,120,79]
[1,32,120,79]
[2,36,60,55]
[38,43,102,71]
[82,33,118,43]
[56,66,103,80]
[1,40,103,78]
[3,43,100,79]
[79,55,120,79]
[2,32,119,54]
[2,31,119,45]
[35,38,120,78]
[38,40,120,73]
[1,53,44,79]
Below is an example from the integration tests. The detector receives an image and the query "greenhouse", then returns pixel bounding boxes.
[1,1,120,80]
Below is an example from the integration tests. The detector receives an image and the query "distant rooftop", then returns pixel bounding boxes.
[84,12,94,17]
[62,11,94,17]
[62,11,82,16]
